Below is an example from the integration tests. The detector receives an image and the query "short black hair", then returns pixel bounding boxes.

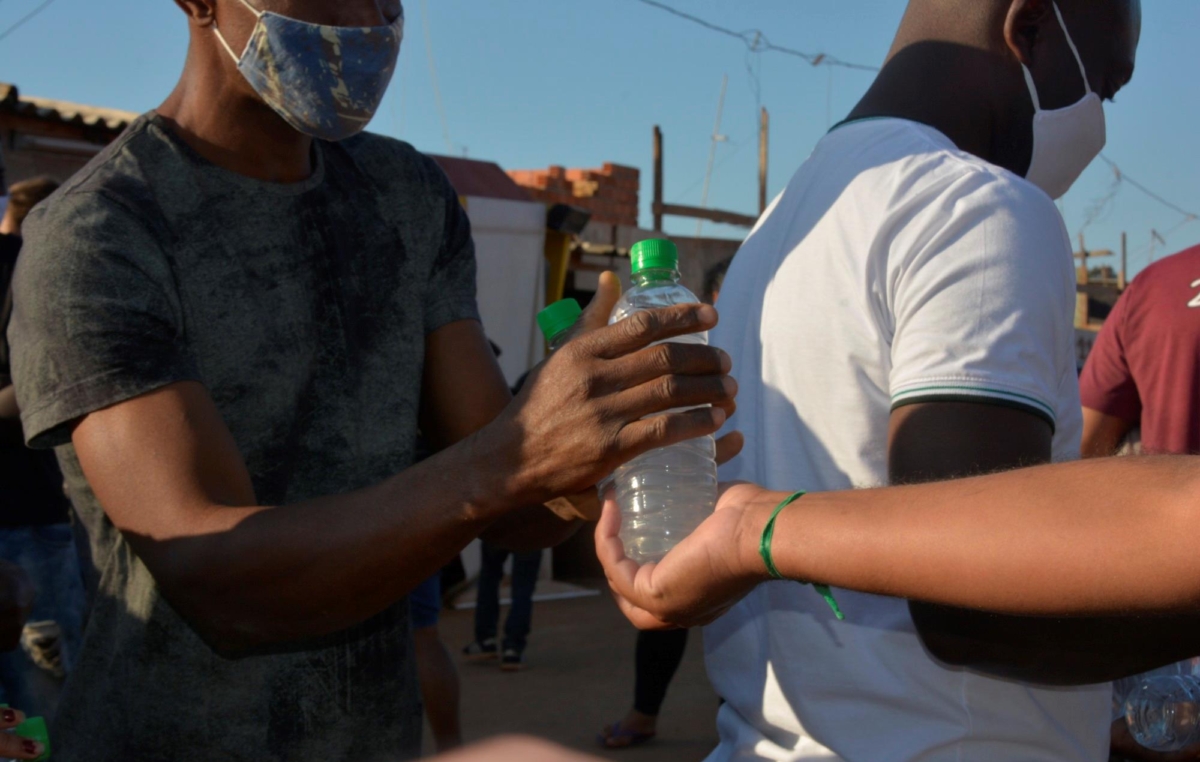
[703,256,734,305]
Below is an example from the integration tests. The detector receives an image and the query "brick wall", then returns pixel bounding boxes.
[507,162,640,227]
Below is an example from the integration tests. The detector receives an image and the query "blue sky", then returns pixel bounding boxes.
[2,0,1197,276]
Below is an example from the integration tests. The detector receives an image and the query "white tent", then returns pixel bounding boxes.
[465,196,548,385]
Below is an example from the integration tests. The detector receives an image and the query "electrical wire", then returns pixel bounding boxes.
[1098,154,1200,222]
[631,0,880,72]
[1086,154,1199,268]
[0,0,60,44]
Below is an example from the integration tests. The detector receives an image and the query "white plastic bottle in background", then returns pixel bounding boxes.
[607,239,717,564]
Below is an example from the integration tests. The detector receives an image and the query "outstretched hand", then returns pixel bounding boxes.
[490,272,742,508]
[597,482,773,629]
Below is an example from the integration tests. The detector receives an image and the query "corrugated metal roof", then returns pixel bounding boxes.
[0,83,138,132]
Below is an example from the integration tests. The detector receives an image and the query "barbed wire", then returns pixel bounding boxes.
[631,0,881,73]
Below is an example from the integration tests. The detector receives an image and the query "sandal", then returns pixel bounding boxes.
[598,721,657,749]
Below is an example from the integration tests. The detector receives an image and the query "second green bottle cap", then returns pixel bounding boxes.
[630,239,679,274]
[537,298,583,343]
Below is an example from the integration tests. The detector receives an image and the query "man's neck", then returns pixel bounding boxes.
[845,42,1031,178]
[157,53,315,184]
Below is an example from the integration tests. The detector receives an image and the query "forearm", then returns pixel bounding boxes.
[764,456,1200,618]
[149,433,513,653]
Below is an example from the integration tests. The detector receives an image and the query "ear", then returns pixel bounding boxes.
[1004,0,1055,67]
[174,0,217,28]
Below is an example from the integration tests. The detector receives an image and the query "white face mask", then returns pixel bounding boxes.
[1021,1,1106,200]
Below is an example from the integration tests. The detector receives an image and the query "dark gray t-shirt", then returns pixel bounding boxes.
[8,113,479,761]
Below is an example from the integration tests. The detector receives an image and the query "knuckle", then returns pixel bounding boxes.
[625,310,658,341]
[648,414,673,442]
[655,375,682,404]
[649,344,675,373]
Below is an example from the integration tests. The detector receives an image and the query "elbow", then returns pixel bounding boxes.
[910,603,977,668]
[148,555,275,659]
[158,577,265,658]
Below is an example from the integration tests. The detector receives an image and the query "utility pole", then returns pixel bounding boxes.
[653,125,664,232]
[759,107,770,215]
[1119,231,1128,291]
[697,75,729,237]
[1078,233,1088,287]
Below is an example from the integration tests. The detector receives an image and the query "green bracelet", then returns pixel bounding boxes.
[759,491,845,621]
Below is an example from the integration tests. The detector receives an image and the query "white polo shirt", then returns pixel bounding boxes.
[706,118,1108,762]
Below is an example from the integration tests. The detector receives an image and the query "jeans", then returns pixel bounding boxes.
[474,542,542,652]
[0,524,86,721]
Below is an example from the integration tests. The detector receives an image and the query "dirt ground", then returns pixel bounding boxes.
[422,588,721,761]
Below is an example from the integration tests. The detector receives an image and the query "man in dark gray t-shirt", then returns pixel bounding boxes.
[5,1,737,760]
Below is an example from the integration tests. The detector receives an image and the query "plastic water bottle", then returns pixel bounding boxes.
[1126,663,1200,752]
[607,239,717,564]
[537,298,583,353]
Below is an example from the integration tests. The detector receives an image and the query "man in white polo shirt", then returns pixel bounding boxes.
[705,0,1142,760]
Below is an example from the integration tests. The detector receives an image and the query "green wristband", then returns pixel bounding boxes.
[758,491,845,621]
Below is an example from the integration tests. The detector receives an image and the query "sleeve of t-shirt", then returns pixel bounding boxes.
[888,173,1074,432]
[9,191,201,449]
[423,175,480,335]
[1078,284,1140,421]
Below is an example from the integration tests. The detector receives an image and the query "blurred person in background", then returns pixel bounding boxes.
[463,538,541,672]
[0,175,85,722]
[413,563,463,752]
[1080,243,1200,460]
[598,255,733,750]
[1078,242,1200,761]
[0,560,49,760]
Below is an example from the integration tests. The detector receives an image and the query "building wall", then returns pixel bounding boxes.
[509,163,640,228]
[0,128,104,187]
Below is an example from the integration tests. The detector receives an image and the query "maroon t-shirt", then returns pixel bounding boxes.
[1080,243,1200,454]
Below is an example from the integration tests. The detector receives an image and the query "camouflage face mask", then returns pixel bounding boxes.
[214,0,404,142]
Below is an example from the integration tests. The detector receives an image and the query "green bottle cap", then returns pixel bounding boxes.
[537,299,582,344]
[630,239,679,274]
[15,716,49,760]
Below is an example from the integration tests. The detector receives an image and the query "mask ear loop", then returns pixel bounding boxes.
[213,0,265,65]
[1049,1,1093,95]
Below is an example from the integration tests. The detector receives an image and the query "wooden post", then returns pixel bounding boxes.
[653,125,664,232]
[1078,233,1088,285]
[1119,231,1128,291]
[759,107,769,215]
[1075,233,1089,328]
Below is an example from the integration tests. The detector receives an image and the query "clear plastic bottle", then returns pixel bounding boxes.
[607,239,717,564]
[1126,667,1200,752]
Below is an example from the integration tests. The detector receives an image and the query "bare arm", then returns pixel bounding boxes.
[891,402,1059,677]
[1082,406,1136,459]
[598,455,1200,681]
[76,299,735,655]
[418,317,580,551]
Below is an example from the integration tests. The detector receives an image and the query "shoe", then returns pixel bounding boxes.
[500,647,526,671]
[462,638,498,662]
